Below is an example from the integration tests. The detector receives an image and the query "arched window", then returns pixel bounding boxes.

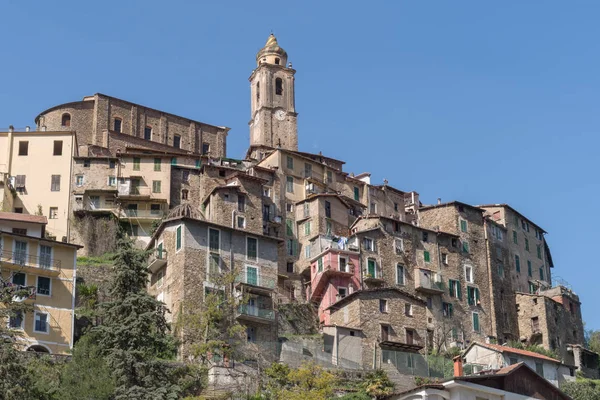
[275,78,283,95]
[61,113,71,127]
[256,82,260,101]
[181,189,189,201]
[275,58,280,65]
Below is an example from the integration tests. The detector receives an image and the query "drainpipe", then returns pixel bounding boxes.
[483,218,498,340]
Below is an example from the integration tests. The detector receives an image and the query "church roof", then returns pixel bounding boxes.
[256,34,287,61]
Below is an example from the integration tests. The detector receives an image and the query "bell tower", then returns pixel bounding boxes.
[249,34,298,157]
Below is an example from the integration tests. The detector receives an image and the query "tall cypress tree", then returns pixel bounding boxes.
[94,239,180,399]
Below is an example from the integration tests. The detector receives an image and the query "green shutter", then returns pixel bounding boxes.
[473,313,480,332]
[460,220,467,232]
[286,219,293,236]
[537,245,542,259]
[448,280,453,297]
[457,282,462,300]
[475,288,480,303]
[195,159,201,168]
[368,259,376,276]
[171,157,177,165]
[513,231,518,244]
[528,261,532,277]
[176,226,182,250]
[354,187,359,201]
[318,257,323,272]
[246,266,258,286]
[133,157,140,171]
[449,303,453,317]
[539,267,544,281]
[515,255,520,272]
[525,238,529,251]
[292,240,298,256]
[462,241,469,253]
[424,251,430,262]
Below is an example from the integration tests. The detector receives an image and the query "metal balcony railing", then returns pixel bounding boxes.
[237,304,275,320]
[1,249,61,272]
[121,209,165,218]
[235,272,276,289]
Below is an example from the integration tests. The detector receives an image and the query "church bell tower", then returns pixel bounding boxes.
[249,34,298,157]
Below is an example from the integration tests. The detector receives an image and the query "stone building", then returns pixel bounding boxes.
[146,205,281,358]
[0,212,81,354]
[327,287,428,369]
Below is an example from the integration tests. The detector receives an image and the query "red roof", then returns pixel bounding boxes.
[475,342,560,363]
[0,212,47,225]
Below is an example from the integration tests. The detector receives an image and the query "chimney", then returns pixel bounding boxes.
[437,198,442,205]
[453,356,464,377]
[8,125,14,133]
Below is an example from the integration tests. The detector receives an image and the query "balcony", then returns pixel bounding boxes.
[118,185,152,199]
[415,268,444,294]
[236,304,275,324]
[235,272,276,295]
[364,268,384,283]
[120,209,165,219]
[0,249,61,276]
[148,249,167,273]
[73,200,117,214]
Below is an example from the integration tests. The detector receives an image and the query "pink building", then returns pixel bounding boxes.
[307,247,360,324]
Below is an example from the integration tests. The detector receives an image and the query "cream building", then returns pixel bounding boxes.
[0,127,76,241]
[0,212,81,354]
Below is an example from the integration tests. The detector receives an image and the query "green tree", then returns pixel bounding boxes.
[264,362,337,400]
[361,369,395,398]
[94,239,180,399]
[586,329,600,355]
[562,379,600,400]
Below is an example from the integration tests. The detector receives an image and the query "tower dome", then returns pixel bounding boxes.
[256,34,288,67]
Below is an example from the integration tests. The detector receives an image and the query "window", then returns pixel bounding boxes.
[442,253,448,264]
[509,357,518,365]
[237,194,246,212]
[527,260,532,277]
[449,280,461,299]
[317,257,323,272]
[496,246,502,260]
[76,175,84,186]
[14,176,25,192]
[12,273,26,286]
[338,287,347,299]
[535,362,544,377]
[363,238,374,251]
[367,258,377,277]
[525,238,530,251]
[153,158,161,171]
[405,303,413,317]
[326,170,333,184]
[39,245,52,268]
[247,237,258,261]
[263,187,271,198]
[287,239,297,256]
[424,250,430,263]
[82,159,90,168]
[181,189,188,201]
[326,221,332,236]
[176,226,182,251]
[353,187,360,201]
[451,238,458,248]
[370,202,377,214]
[396,264,405,285]
[150,204,161,215]
[472,312,480,332]
[37,277,51,296]
[108,176,116,186]
[171,157,177,166]
[173,135,181,149]
[18,141,28,156]
[287,156,294,169]
[61,113,71,127]
[462,241,469,254]
[275,57,280,65]
[305,245,311,259]
[498,261,504,277]
[532,316,540,332]
[512,254,520,272]
[287,262,294,273]
[209,228,219,252]
[460,219,468,232]
[379,299,388,313]
[467,286,480,306]
[275,78,283,95]
[325,201,331,218]
[109,159,115,168]
[49,207,58,219]
[51,175,61,191]
[537,245,542,259]
[34,312,49,333]
[202,142,210,155]
[422,232,428,242]
[303,203,310,218]
[304,163,312,178]
[152,180,161,193]
[12,228,26,235]
[427,297,433,309]
[381,325,389,341]
[304,221,311,236]
[144,126,152,140]
[9,310,24,329]
[156,269,164,288]
[113,118,122,133]
[539,266,545,281]
[286,219,293,236]
[443,302,453,317]
[14,240,27,264]
[286,176,294,193]
[53,140,63,156]
[513,230,518,244]
[133,157,141,171]
[394,202,398,212]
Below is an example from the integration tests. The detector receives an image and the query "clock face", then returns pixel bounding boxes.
[275,110,286,121]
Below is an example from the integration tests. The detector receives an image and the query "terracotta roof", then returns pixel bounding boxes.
[469,342,560,363]
[477,203,546,233]
[419,201,483,213]
[0,212,47,225]
[495,362,523,375]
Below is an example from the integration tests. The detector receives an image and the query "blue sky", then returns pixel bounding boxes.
[1,1,599,328]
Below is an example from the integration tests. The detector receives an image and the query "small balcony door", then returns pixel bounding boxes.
[131,179,140,195]
[381,325,389,342]
[406,329,415,345]
[14,241,27,265]
[89,195,100,209]
[368,259,376,277]
[246,266,258,286]
[248,298,258,316]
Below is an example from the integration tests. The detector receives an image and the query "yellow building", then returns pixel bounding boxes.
[0,127,77,242]
[0,212,81,354]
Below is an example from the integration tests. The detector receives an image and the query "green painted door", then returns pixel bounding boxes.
[247,266,258,286]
